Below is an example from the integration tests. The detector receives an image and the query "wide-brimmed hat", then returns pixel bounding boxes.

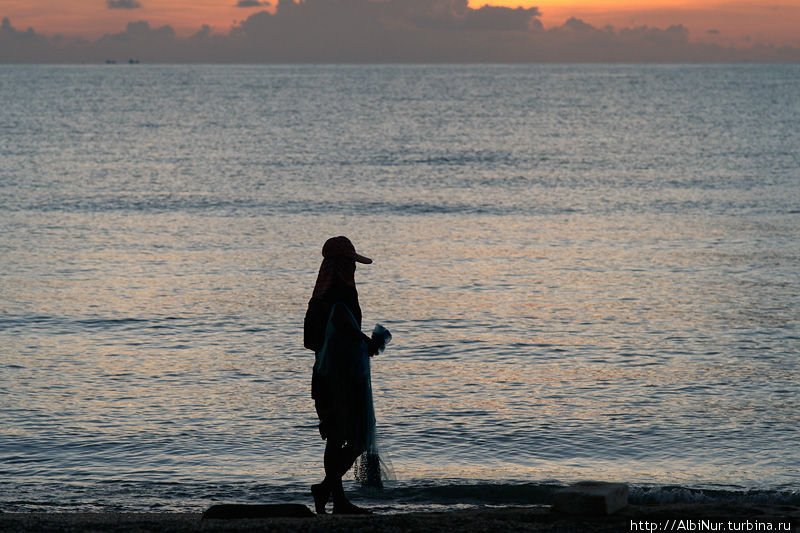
[322,236,372,264]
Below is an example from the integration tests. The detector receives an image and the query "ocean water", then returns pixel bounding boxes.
[1,63,798,513]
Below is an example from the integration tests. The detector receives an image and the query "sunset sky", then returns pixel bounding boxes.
[2,0,798,47]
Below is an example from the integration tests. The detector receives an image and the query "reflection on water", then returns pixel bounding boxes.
[1,64,799,511]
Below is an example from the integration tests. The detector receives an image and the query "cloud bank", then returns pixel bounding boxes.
[2,0,799,62]
[107,0,143,9]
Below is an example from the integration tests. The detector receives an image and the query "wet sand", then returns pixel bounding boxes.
[1,503,798,533]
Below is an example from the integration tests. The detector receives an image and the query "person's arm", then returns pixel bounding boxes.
[330,303,380,356]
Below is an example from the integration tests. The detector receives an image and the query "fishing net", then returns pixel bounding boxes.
[314,310,395,489]
[353,324,395,488]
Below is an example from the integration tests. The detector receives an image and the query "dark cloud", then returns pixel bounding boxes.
[236,0,269,6]
[1,1,799,63]
[227,0,545,61]
[464,6,542,31]
[375,0,541,32]
[103,20,175,42]
[107,0,143,9]
[1,17,66,62]
[561,17,595,32]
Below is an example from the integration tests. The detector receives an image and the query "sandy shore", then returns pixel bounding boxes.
[1,503,798,533]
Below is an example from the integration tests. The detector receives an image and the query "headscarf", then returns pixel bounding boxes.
[311,236,371,299]
[312,255,357,299]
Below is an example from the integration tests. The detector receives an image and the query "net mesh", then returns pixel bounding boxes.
[353,323,395,489]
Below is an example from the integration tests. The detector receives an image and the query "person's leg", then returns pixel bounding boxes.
[335,443,362,485]
[331,443,370,514]
[319,440,354,507]
[312,437,344,514]
[310,482,328,514]
[314,440,369,514]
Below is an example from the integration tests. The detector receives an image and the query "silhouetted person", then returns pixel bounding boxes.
[304,236,380,514]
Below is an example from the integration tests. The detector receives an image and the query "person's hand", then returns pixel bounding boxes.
[367,337,380,357]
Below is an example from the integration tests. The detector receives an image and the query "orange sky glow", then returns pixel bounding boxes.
[2,0,798,47]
